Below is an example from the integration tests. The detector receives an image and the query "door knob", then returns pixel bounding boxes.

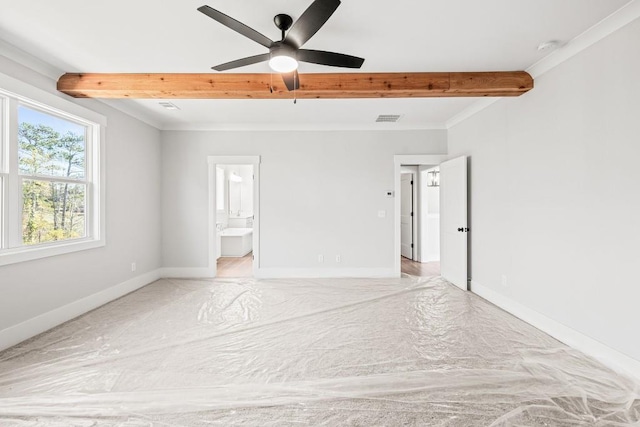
[457,227,464,232]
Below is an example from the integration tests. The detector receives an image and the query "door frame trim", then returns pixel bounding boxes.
[394,155,448,277]
[208,156,261,278]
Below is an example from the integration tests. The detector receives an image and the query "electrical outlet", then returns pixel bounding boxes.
[336,255,341,263]
[501,275,508,287]
[318,255,324,263]
[131,262,137,272]
[378,210,386,218]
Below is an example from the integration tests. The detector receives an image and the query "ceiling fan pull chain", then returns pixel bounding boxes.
[270,72,273,93]
[294,73,297,104]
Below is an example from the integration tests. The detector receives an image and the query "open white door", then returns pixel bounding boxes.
[440,156,468,290]
[400,174,413,259]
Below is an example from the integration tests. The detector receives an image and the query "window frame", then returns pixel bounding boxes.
[0,96,7,251]
[0,72,105,266]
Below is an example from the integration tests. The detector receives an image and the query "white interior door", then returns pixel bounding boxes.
[440,156,468,290]
[400,174,413,259]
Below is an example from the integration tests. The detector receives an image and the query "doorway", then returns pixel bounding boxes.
[393,155,468,289]
[393,155,447,278]
[208,156,261,278]
[399,165,440,277]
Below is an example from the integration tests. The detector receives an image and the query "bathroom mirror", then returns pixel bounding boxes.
[225,166,253,218]
[229,179,242,215]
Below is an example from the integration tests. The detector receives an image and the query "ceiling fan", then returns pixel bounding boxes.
[197,0,365,91]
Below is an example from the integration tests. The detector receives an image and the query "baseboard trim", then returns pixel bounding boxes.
[160,267,215,278]
[0,269,162,352]
[470,280,640,381]
[255,268,397,279]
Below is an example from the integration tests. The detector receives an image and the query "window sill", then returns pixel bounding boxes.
[0,238,105,267]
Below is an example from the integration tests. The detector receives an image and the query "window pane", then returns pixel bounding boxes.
[18,105,86,178]
[0,97,4,173]
[22,180,86,245]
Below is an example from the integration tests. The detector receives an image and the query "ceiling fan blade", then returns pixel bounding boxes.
[284,0,341,48]
[212,53,271,71]
[282,71,300,91]
[298,49,364,68]
[198,5,273,48]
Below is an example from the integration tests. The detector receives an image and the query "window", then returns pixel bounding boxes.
[19,105,88,245]
[0,81,103,266]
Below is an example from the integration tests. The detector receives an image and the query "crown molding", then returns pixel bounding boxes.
[161,122,448,132]
[446,0,640,129]
[0,39,62,81]
[526,0,640,79]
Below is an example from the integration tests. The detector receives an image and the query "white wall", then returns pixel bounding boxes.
[448,18,640,363]
[0,55,162,346]
[162,130,447,274]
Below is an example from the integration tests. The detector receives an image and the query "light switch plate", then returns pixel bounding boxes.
[378,210,386,218]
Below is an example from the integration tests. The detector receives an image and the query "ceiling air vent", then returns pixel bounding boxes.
[159,102,180,110]
[375,114,401,123]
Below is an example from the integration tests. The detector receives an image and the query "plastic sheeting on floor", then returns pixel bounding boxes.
[0,275,638,426]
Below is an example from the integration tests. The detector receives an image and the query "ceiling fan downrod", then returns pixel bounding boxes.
[273,14,293,41]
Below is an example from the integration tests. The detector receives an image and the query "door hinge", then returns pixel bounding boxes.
[252,255,255,260]
[411,180,413,185]
[410,212,414,217]
[411,243,414,248]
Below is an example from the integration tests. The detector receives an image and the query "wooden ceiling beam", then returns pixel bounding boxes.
[57,72,533,99]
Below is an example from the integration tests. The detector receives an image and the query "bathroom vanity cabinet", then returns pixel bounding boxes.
[228,216,253,228]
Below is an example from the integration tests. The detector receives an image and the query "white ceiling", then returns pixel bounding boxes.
[0,0,631,130]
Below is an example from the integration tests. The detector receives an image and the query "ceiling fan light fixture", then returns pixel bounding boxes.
[269,55,299,73]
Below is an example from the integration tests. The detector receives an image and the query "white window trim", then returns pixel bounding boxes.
[1,96,7,251]
[0,72,106,266]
